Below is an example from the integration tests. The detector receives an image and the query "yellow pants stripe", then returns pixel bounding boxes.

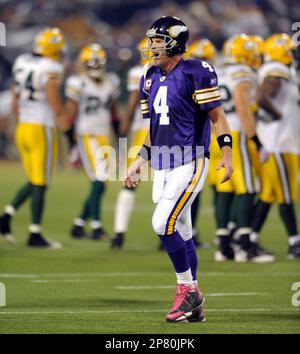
[239,132,255,194]
[274,153,291,204]
[78,135,110,182]
[78,135,97,181]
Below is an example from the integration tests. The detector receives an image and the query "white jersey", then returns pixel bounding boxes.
[12,53,63,127]
[257,62,300,154]
[127,65,149,132]
[65,73,120,136]
[219,64,257,132]
[0,90,12,119]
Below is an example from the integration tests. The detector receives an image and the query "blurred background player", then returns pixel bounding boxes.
[214,34,272,262]
[185,38,217,248]
[0,27,67,248]
[111,38,150,249]
[252,33,300,259]
[65,43,120,240]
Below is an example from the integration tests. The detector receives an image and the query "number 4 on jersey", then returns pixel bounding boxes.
[154,86,169,125]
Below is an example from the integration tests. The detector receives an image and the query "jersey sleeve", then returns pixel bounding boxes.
[192,61,222,111]
[44,60,64,81]
[40,59,64,88]
[65,76,82,102]
[259,62,290,82]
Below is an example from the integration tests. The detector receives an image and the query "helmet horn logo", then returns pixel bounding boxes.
[168,25,188,38]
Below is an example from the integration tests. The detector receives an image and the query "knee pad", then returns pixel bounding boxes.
[152,212,167,235]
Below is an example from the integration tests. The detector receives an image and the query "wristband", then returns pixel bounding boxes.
[251,135,262,151]
[217,134,232,149]
[138,144,151,161]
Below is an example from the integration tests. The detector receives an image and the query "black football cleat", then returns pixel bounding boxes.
[288,240,300,259]
[214,249,235,262]
[70,224,86,239]
[111,233,124,249]
[0,213,16,244]
[91,227,110,241]
[27,233,62,249]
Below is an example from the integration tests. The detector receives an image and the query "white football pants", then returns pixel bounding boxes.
[151,158,209,240]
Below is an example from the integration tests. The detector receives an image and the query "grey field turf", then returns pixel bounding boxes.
[0,162,299,333]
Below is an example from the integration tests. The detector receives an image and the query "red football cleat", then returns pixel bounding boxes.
[166,283,205,323]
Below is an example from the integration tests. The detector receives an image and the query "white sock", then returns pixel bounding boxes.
[114,189,136,233]
[288,235,300,246]
[250,232,259,243]
[193,280,198,287]
[5,205,15,216]
[74,218,85,227]
[176,269,193,285]
[29,224,41,234]
[90,220,102,230]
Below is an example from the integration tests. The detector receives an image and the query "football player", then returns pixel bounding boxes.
[65,43,120,240]
[186,38,218,248]
[0,28,68,248]
[251,33,300,259]
[111,38,150,249]
[214,34,272,262]
[124,16,233,323]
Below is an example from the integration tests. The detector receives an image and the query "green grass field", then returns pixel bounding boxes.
[0,162,300,334]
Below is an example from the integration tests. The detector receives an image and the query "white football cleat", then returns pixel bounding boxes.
[3,233,17,245]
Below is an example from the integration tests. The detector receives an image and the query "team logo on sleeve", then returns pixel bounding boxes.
[145,79,152,90]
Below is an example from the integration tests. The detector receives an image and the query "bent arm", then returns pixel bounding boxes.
[256,76,282,120]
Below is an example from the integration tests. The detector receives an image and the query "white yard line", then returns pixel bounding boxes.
[0,308,296,316]
[1,271,300,280]
[115,286,265,297]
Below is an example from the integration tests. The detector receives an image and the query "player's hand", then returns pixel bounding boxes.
[217,147,233,184]
[123,156,148,188]
[69,145,82,169]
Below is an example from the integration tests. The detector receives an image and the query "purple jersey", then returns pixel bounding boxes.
[140,59,222,170]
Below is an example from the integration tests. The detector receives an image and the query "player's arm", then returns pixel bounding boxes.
[45,78,71,131]
[233,81,257,138]
[110,98,121,138]
[209,105,233,183]
[256,76,282,120]
[233,81,267,159]
[63,98,78,148]
[11,84,19,123]
[120,90,140,136]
